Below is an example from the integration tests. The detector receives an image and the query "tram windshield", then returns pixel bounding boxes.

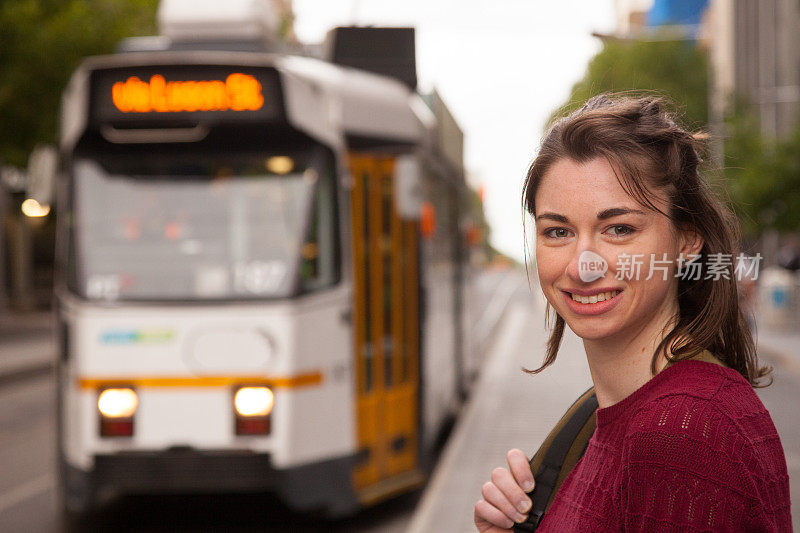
[70,149,338,301]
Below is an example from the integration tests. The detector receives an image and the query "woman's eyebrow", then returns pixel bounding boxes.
[535,207,646,223]
[596,207,647,220]
[535,212,570,223]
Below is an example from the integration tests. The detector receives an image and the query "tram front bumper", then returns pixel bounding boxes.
[92,450,279,492]
[63,450,359,515]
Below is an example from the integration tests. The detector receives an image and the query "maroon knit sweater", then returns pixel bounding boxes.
[537,360,792,532]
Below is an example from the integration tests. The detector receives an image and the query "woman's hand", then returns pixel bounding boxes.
[474,448,535,532]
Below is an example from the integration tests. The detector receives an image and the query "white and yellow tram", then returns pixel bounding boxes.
[55,23,473,517]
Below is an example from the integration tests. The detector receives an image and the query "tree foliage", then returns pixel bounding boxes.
[549,36,708,130]
[725,102,800,235]
[0,0,158,166]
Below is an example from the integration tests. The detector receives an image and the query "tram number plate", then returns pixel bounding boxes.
[233,260,287,294]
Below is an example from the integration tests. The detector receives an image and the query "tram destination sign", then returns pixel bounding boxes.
[90,65,284,124]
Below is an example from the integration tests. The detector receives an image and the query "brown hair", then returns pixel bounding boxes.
[522,93,772,388]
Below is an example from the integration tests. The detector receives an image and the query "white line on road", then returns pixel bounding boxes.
[474,272,524,345]
[0,474,55,515]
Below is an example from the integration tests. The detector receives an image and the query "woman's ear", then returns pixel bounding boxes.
[679,227,704,257]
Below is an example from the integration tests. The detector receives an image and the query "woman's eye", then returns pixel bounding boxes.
[607,224,634,237]
[544,227,571,239]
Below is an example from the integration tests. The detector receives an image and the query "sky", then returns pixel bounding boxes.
[292,0,616,261]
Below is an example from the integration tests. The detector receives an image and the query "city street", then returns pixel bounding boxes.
[2,1,800,531]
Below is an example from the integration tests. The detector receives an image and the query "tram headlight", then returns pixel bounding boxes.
[98,387,138,418]
[97,387,137,437]
[234,386,274,417]
[265,156,294,175]
[234,386,273,436]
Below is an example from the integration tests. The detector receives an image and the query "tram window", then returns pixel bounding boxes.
[429,181,456,262]
[382,179,394,388]
[361,170,373,393]
[299,165,340,292]
[69,150,338,301]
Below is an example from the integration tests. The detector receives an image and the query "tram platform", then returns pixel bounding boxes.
[407,284,593,532]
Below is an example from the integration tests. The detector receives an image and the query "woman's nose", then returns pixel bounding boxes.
[566,245,610,283]
[566,250,584,282]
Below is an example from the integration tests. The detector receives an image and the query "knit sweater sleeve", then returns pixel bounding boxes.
[619,394,781,532]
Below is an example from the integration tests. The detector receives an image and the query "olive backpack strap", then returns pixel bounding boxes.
[664,348,728,369]
[513,386,598,532]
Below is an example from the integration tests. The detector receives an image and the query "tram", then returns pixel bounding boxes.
[54,8,473,518]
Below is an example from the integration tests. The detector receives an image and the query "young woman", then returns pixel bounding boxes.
[473,94,792,532]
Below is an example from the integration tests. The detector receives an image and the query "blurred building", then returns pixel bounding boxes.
[648,0,710,33]
[703,0,800,266]
[613,0,710,38]
[615,0,655,36]
[706,0,800,138]
[157,0,296,46]
[0,164,52,311]
[612,0,800,147]
[273,0,296,43]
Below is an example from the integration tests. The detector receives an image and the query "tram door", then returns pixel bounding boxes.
[349,154,420,499]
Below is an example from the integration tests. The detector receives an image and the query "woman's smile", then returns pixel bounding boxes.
[560,288,624,316]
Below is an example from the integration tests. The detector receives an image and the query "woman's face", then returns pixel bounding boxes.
[534,156,698,342]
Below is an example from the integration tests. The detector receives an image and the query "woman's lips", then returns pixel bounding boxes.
[560,289,624,316]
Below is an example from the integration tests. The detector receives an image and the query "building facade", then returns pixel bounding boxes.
[707,0,800,138]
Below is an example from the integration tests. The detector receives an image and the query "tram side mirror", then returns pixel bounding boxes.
[395,156,422,220]
[26,144,58,207]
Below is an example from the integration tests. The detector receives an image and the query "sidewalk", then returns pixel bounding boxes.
[0,310,55,385]
[407,287,593,533]
[754,322,800,375]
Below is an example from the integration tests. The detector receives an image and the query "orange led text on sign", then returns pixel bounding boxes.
[111,73,264,113]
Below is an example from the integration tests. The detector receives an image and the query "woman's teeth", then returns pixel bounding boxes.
[570,290,620,304]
